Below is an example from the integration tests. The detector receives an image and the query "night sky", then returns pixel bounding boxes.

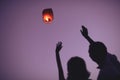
[0,0,120,80]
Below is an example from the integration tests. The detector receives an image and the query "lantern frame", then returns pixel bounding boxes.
[42,8,54,23]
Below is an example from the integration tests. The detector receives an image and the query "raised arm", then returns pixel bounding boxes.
[55,42,65,80]
[80,25,94,44]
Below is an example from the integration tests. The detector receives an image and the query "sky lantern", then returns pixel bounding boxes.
[42,8,54,23]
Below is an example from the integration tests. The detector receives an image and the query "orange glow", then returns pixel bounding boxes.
[43,14,53,23]
[42,8,54,23]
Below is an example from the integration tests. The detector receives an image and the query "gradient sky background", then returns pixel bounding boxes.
[0,0,120,80]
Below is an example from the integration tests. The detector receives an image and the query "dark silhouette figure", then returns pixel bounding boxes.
[67,57,90,80]
[55,42,91,80]
[80,25,120,80]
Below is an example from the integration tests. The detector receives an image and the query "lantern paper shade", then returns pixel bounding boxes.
[42,8,54,23]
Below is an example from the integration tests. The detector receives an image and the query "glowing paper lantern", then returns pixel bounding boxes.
[42,8,54,23]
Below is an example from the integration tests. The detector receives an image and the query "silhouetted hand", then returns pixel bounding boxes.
[80,25,88,38]
[56,41,63,53]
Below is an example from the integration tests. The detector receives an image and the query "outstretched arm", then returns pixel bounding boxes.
[55,42,65,80]
[80,25,94,44]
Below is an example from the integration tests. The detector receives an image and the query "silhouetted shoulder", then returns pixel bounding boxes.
[97,53,120,80]
[107,53,120,71]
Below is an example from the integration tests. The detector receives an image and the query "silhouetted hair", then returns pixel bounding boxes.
[89,42,107,65]
[67,56,90,80]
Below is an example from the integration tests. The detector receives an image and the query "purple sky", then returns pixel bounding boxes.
[1,0,120,80]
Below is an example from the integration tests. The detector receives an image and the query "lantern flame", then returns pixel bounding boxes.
[43,14,52,22]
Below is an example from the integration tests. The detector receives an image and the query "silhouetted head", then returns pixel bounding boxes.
[89,42,107,65]
[67,56,90,80]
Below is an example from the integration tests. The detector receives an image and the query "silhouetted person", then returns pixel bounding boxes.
[55,41,91,80]
[80,25,120,80]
